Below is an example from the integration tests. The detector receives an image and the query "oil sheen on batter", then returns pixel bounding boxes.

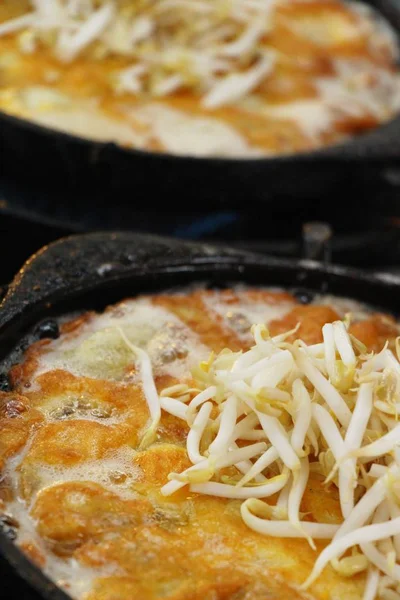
[0,0,400,157]
[0,287,399,600]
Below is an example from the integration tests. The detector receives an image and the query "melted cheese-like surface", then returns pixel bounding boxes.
[1,287,399,600]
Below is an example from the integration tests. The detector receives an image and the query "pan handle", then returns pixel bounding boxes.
[0,231,257,329]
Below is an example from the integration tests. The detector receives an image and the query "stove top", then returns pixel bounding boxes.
[1,208,400,285]
[1,174,400,283]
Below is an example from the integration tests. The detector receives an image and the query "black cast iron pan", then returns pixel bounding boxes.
[1,232,400,599]
[2,0,400,210]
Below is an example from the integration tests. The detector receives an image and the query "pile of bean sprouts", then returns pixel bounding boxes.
[119,318,400,599]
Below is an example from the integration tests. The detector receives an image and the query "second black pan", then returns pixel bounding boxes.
[2,0,400,208]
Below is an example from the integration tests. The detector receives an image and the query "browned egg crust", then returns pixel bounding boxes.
[1,288,399,600]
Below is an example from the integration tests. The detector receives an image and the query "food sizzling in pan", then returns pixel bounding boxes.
[0,0,400,157]
[1,286,400,600]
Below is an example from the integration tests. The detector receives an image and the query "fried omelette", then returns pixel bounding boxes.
[0,287,399,600]
[0,0,400,157]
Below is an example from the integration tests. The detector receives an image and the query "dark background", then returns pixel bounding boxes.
[2,175,400,283]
